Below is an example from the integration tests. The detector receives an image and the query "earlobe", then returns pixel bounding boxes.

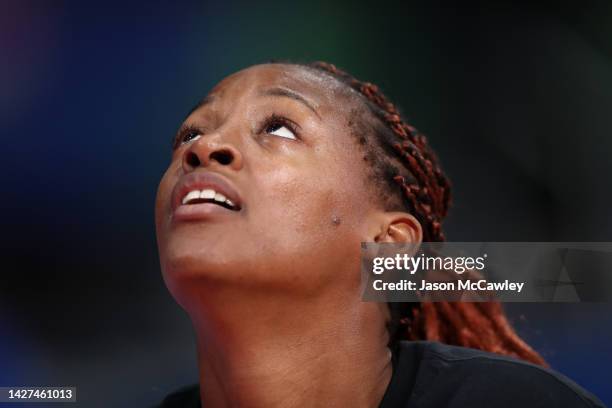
[374,212,422,244]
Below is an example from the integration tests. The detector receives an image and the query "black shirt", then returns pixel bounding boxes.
[156,341,605,407]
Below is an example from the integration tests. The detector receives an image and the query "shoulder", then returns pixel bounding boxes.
[394,341,605,408]
[154,384,200,408]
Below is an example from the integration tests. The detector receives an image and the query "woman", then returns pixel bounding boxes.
[154,62,604,407]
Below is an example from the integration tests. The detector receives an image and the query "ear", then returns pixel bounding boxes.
[372,212,422,245]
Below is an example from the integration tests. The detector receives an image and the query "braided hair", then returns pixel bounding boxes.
[297,61,546,366]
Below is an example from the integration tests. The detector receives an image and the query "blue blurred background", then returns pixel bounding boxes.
[1,1,611,406]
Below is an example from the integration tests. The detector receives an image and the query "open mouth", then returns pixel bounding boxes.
[181,188,240,211]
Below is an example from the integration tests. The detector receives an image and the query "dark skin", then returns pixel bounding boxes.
[155,63,422,408]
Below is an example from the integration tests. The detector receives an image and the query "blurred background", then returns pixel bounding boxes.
[1,0,611,406]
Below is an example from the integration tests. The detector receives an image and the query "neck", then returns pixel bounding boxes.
[188,285,392,408]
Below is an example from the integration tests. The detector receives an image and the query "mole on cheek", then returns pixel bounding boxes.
[331,215,341,226]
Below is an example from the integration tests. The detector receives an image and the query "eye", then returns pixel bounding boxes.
[267,124,295,140]
[173,125,203,150]
[264,115,298,140]
[181,132,201,145]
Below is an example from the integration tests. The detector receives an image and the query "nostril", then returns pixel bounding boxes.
[210,149,233,165]
[186,151,201,167]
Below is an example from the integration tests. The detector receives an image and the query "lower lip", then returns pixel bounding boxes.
[172,203,239,222]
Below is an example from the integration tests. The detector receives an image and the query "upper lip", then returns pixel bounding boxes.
[171,171,243,212]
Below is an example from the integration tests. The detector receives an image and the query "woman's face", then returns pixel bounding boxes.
[155,64,383,303]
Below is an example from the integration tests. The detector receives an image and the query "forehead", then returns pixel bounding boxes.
[199,64,355,114]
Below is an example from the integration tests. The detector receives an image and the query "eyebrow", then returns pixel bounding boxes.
[259,87,321,119]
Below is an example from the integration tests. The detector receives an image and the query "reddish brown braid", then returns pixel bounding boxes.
[300,61,546,366]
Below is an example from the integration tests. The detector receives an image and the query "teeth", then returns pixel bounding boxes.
[200,189,215,199]
[182,190,201,205]
[181,188,237,209]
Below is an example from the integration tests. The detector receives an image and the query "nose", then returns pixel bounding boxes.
[182,134,243,173]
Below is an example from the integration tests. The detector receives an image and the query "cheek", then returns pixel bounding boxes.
[246,161,369,281]
[251,165,359,232]
[254,137,368,226]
